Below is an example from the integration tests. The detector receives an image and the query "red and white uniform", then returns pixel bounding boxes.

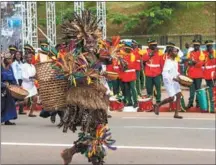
[186,50,205,79]
[119,52,136,82]
[203,50,216,80]
[133,48,141,71]
[142,48,164,77]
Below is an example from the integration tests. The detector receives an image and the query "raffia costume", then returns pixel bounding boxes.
[36,11,116,165]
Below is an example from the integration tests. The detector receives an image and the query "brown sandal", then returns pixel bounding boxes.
[28,114,37,117]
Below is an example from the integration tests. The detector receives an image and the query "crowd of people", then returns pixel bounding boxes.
[1,38,215,125]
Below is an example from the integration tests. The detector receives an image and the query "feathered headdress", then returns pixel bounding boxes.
[61,10,102,44]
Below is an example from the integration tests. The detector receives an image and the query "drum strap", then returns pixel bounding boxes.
[173,96,177,102]
[211,71,216,86]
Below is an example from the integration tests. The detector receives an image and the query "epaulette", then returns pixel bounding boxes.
[199,51,205,61]
[158,50,164,56]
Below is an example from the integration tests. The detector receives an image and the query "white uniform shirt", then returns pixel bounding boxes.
[11,60,23,83]
[21,63,38,98]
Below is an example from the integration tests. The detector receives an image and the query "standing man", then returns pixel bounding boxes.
[181,43,190,75]
[143,39,164,104]
[186,39,205,109]
[138,45,146,91]
[132,42,142,97]
[120,46,138,107]
[203,40,216,112]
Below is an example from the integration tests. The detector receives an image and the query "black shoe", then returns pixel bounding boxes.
[126,103,133,106]
[107,115,112,118]
[186,104,193,109]
[5,121,16,125]
[50,115,56,123]
[133,103,138,108]
[153,104,159,115]
[19,112,27,115]
[28,114,37,117]
[174,115,183,119]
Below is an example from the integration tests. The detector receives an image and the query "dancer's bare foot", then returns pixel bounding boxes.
[153,104,159,115]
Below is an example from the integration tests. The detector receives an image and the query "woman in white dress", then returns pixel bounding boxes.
[11,50,26,115]
[154,47,183,119]
[22,53,38,117]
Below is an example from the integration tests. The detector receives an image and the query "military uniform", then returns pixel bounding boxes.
[133,47,142,96]
[138,48,146,90]
[203,40,216,112]
[119,49,138,107]
[186,40,205,108]
[143,40,164,103]
[105,58,122,96]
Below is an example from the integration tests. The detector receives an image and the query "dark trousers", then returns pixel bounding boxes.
[145,75,161,103]
[136,71,141,96]
[112,79,121,96]
[188,78,202,106]
[123,81,138,105]
[206,80,215,112]
[140,70,145,90]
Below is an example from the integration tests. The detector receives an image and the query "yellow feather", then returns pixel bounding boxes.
[73,77,76,87]
[87,76,91,85]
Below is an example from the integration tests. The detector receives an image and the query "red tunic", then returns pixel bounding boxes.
[120,53,136,82]
[203,50,216,80]
[186,50,205,79]
[106,58,120,74]
[142,48,164,77]
[133,48,141,71]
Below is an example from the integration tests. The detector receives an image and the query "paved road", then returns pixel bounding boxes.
[1,112,215,164]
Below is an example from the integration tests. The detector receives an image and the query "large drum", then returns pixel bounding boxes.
[109,96,124,112]
[177,75,193,87]
[137,96,153,112]
[196,87,209,111]
[8,85,29,100]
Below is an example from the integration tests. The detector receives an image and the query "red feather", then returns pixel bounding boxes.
[112,36,121,47]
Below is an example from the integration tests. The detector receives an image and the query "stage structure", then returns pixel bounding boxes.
[97,1,106,39]
[46,2,56,47]
[74,1,84,17]
[20,1,106,50]
[21,1,38,50]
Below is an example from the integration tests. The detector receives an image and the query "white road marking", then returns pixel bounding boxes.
[122,126,215,130]
[122,117,215,121]
[1,142,215,152]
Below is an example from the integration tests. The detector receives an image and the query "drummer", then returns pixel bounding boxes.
[1,53,18,125]
[22,52,38,117]
[186,39,205,109]
[154,47,183,119]
[203,40,216,112]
